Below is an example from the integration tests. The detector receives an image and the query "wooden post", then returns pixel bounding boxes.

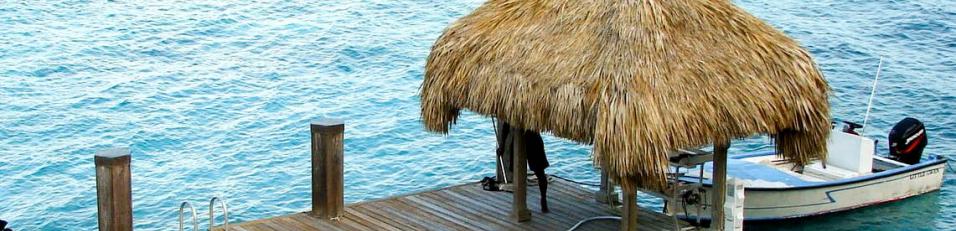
[595,169,619,204]
[620,186,638,231]
[711,141,731,230]
[311,120,345,220]
[95,148,133,231]
[511,127,531,222]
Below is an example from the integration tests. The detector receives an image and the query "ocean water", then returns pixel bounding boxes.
[0,0,953,230]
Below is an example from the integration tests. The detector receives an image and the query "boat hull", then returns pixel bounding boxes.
[676,156,947,221]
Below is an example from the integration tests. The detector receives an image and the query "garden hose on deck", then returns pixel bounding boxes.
[556,173,623,231]
[567,216,621,231]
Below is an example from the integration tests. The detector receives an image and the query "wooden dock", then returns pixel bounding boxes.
[216,178,686,231]
[89,121,689,231]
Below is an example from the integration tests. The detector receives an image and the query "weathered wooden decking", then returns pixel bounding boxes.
[217,178,687,231]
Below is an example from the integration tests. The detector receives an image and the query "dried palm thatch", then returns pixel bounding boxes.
[420,0,830,192]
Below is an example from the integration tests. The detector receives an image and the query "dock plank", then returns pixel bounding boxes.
[216,178,689,231]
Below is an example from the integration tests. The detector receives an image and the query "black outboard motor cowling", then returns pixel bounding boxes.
[1,219,10,231]
[888,117,927,165]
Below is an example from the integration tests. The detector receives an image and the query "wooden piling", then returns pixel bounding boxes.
[711,140,731,230]
[310,120,345,220]
[595,169,619,204]
[621,186,638,231]
[94,148,133,231]
[511,127,531,222]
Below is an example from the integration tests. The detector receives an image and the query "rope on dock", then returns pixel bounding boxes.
[550,174,601,187]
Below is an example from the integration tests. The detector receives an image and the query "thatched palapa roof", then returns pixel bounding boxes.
[420,0,831,191]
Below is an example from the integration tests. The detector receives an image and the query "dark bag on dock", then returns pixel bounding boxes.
[481,176,500,191]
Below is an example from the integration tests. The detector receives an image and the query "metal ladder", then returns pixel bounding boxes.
[179,202,198,231]
[179,197,229,231]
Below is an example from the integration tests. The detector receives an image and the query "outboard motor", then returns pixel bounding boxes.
[888,117,927,165]
[0,219,10,231]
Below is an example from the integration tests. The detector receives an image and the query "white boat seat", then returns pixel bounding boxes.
[803,162,860,181]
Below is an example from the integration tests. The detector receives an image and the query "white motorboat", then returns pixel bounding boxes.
[667,119,948,223]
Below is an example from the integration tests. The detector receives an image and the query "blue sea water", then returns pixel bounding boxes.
[0,0,953,230]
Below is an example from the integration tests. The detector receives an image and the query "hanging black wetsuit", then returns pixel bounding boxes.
[497,122,550,213]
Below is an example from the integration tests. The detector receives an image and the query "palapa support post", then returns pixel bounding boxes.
[511,127,531,222]
[94,148,133,231]
[711,140,731,230]
[595,168,619,204]
[310,120,345,220]
[620,186,638,231]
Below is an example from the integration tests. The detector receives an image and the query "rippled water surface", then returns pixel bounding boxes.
[0,1,953,230]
